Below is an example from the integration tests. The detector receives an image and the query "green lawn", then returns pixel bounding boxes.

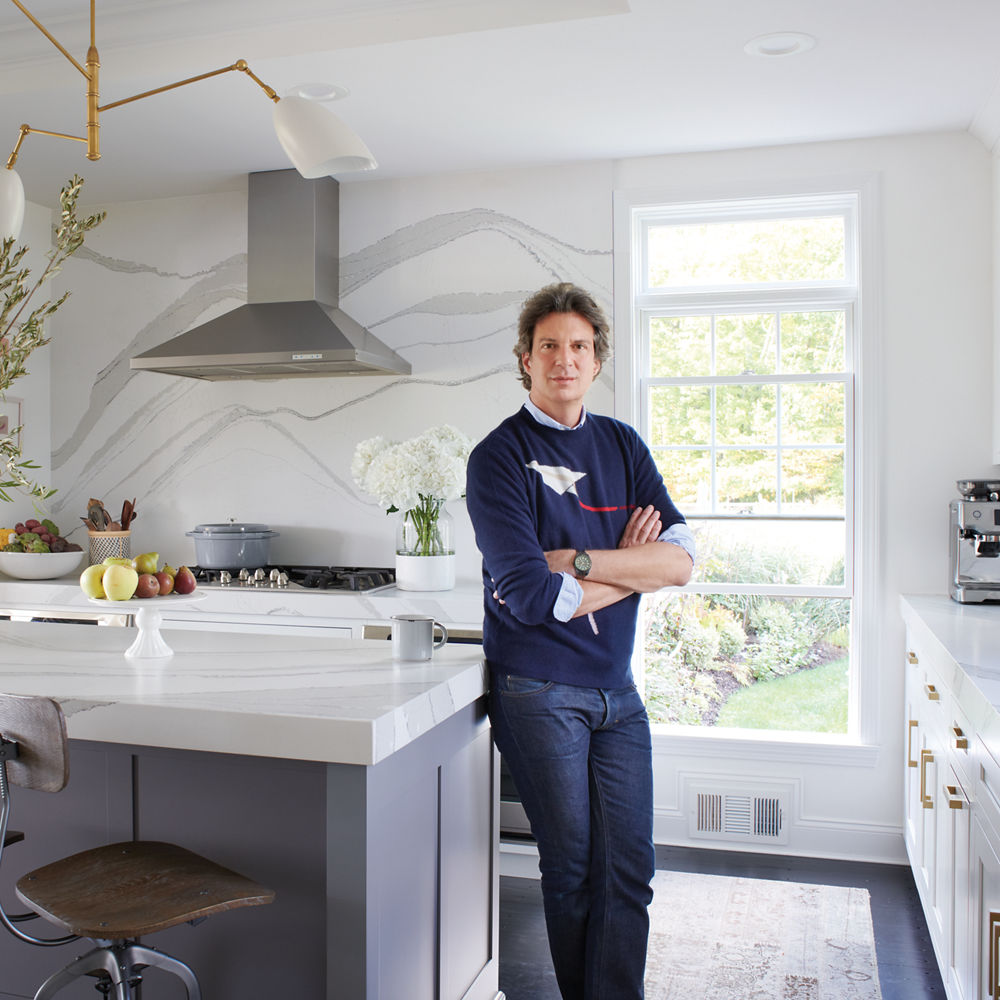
[714,656,849,733]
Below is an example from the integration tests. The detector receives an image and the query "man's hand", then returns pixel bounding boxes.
[618,505,662,548]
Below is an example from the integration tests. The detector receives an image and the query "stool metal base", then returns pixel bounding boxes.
[34,941,201,1000]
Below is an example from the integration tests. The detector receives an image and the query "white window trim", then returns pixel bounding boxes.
[613,173,883,763]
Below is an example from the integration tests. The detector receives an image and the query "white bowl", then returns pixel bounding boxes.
[0,550,86,580]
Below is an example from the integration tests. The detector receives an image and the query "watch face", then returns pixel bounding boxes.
[574,550,592,576]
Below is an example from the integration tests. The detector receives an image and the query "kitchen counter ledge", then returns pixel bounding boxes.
[0,620,487,766]
[0,573,486,631]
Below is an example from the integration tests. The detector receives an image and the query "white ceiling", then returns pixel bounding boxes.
[2,0,999,209]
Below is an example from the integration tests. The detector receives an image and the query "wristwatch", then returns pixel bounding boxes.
[573,550,592,578]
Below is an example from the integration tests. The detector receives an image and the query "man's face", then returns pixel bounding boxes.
[522,311,601,425]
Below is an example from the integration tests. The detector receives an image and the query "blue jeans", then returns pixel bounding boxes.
[489,672,654,1000]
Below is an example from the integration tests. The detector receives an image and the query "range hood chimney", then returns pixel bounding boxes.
[130,169,410,380]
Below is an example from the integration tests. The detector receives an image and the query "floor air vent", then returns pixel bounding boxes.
[688,786,789,845]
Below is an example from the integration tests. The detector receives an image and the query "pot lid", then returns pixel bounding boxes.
[186,523,278,537]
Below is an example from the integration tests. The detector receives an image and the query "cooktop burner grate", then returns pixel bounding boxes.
[188,565,395,592]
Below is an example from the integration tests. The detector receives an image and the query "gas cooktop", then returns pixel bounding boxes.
[189,565,396,593]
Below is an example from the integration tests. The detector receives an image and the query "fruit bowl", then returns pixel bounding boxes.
[0,550,86,580]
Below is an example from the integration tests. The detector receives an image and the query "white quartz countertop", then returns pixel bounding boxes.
[900,595,1000,764]
[900,595,1000,689]
[0,573,486,630]
[0,620,487,767]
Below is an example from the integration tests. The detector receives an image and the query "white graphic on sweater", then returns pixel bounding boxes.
[526,461,587,496]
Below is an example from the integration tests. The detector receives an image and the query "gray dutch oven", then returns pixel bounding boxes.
[185,522,279,568]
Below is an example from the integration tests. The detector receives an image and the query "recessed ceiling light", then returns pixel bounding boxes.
[744,32,817,58]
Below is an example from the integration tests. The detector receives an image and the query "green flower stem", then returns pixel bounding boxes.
[403,495,446,556]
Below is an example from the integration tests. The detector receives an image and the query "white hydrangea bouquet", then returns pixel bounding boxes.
[352,424,475,557]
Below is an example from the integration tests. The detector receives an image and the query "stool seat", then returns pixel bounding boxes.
[16,840,274,939]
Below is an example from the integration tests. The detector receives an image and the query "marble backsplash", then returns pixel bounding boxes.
[39,161,615,579]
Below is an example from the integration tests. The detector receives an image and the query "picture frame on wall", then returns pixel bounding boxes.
[0,397,23,449]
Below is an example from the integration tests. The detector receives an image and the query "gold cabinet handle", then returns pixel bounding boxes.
[943,784,965,810]
[908,651,918,664]
[990,911,1000,998]
[907,720,919,767]
[925,683,940,701]
[953,725,969,751]
[920,749,934,808]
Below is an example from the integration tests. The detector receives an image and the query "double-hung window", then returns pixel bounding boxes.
[617,192,861,739]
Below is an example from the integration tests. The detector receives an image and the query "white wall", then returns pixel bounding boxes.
[615,131,994,861]
[10,130,993,861]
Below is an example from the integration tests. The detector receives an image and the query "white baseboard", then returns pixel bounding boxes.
[501,817,908,878]
[500,839,540,878]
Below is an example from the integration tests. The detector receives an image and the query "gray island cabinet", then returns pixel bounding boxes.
[0,621,502,1000]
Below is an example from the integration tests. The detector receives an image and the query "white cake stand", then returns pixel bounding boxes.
[88,592,208,658]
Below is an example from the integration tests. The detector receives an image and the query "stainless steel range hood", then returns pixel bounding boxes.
[130,169,410,380]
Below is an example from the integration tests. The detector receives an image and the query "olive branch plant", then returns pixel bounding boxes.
[0,175,105,503]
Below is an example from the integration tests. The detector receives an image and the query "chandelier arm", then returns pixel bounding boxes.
[98,59,279,113]
[7,0,90,80]
[6,126,87,170]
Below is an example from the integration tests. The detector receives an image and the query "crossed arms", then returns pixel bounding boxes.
[545,504,694,618]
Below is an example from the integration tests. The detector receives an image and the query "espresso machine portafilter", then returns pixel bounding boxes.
[950,479,1000,603]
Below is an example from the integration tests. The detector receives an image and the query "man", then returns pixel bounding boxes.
[465,282,694,999]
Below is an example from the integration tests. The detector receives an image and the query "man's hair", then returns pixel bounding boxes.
[513,282,612,390]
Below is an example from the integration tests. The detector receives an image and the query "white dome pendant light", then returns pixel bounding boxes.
[273,95,377,177]
[0,166,25,242]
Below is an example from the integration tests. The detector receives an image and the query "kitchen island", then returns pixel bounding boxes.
[0,620,500,1000]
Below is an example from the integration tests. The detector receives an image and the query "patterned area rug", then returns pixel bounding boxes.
[645,871,882,1000]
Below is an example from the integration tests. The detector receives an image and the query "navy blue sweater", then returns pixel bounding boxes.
[465,406,687,689]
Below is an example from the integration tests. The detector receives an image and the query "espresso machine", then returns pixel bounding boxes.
[950,479,1000,602]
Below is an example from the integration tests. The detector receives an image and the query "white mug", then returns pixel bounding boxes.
[391,614,448,661]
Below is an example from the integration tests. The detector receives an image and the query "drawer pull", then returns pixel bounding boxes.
[943,784,965,810]
[925,683,940,701]
[907,720,919,767]
[920,749,934,809]
[991,911,1000,999]
[953,726,969,751]
[908,651,918,664]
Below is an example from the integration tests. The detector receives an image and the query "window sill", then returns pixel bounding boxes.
[651,726,879,767]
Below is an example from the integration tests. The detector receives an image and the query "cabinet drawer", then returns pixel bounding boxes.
[977,737,1000,844]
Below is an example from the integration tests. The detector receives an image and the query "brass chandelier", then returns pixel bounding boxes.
[0,0,377,239]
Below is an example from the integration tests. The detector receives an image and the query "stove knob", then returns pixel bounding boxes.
[238,568,250,584]
[276,571,289,587]
[253,568,266,583]
[219,570,232,585]
[269,568,281,584]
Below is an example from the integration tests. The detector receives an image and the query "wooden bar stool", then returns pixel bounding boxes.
[0,693,274,999]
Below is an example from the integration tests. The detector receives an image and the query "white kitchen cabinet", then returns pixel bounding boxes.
[972,815,1000,1000]
[903,623,976,1000]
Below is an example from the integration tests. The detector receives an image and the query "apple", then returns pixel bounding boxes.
[132,552,159,575]
[154,570,174,596]
[102,563,139,601]
[172,565,197,595]
[103,556,132,567]
[134,573,160,599]
[79,564,107,599]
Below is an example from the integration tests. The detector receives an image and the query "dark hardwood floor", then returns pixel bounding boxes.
[498,843,945,1000]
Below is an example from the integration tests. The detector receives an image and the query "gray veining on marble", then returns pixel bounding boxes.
[33,166,612,572]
